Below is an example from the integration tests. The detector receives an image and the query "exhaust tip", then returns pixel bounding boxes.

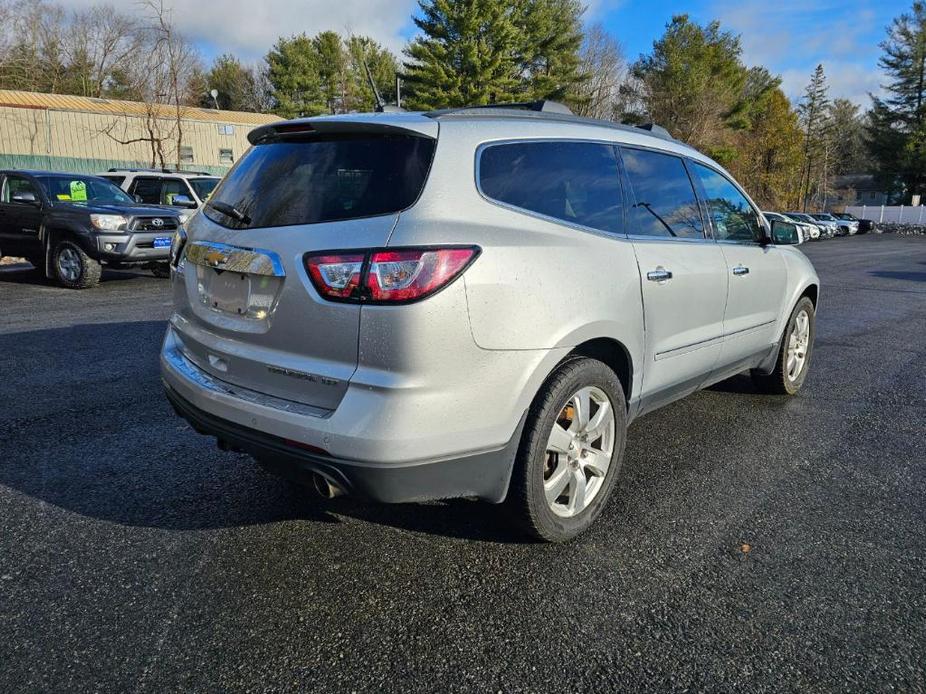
[312,472,346,499]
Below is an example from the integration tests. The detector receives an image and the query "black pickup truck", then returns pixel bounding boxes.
[0,170,183,288]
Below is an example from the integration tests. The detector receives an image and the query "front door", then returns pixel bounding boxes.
[689,162,788,366]
[621,147,729,413]
[0,174,44,259]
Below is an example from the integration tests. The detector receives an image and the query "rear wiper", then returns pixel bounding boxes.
[207,200,251,225]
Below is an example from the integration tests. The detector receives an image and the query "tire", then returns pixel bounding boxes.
[506,357,628,542]
[151,262,171,278]
[752,297,815,395]
[52,239,101,289]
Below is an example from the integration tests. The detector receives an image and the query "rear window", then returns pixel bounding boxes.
[478,141,624,234]
[204,134,435,229]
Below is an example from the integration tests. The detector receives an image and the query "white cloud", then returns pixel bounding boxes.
[56,0,419,60]
[711,0,884,106]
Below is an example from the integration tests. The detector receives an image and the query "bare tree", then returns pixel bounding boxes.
[144,0,202,169]
[573,23,626,121]
[64,5,142,98]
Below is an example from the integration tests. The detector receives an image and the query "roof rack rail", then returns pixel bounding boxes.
[635,123,672,139]
[107,167,215,176]
[429,100,574,117]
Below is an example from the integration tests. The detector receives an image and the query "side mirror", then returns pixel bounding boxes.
[11,190,39,205]
[770,219,801,245]
[171,194,197,209]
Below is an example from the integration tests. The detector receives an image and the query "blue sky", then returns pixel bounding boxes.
[587,0,906,104]
[61,0,910,106]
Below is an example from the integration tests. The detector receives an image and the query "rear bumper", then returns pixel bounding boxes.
[164,382,524,504]
[160,331,526,503]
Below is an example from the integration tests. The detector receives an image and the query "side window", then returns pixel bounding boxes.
[3,175,39,203]
[100,175,125,187]
[130,177,161,204]
[160,178,186,205]
[691,163,763,243]
[479,141,623,235]
[621,148,703,239]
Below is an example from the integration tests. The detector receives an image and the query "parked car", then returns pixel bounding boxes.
[765,211,818,240]
[0,170,181,288]
[98,169,220,222]
[833,212,865,234]
[161,103,819,542]
[812,212,853,235]
[786,212,834,239]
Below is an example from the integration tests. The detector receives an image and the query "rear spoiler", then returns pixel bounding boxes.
[248,116,438,145]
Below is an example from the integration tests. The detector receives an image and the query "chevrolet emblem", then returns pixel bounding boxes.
[205,250,227,267]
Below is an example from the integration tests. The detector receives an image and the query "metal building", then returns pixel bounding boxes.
[0,89,279,175]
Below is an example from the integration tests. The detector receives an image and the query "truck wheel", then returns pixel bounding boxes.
[752,297,815,395]
[53,239,101,289]
[507,357,627,542]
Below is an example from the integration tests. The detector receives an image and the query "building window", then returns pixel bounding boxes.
[179,146,194,164]
[217,124,235,135]
[219,148,234,165]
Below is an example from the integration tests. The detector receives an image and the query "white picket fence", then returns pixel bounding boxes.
[844,205,926,224]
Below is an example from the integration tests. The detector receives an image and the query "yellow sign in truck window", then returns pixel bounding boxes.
[69,180,88,202]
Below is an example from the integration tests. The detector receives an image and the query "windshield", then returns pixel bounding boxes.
[38,175,135,206]
[204,134,436,230]
[811,214,834,221]
[189,177,219,201]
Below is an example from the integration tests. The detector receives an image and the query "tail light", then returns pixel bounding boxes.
[304,252,364,300]
[304,246,480,304]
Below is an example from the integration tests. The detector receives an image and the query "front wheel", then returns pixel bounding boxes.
[53,239,101,289]
[752,297,815,395]
[507,357,627,542]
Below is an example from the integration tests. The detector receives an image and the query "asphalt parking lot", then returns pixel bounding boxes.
[1,234,924,692]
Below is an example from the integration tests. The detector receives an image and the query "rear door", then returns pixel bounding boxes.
[689,162,787,367]
[620,147,728,412]
[171,128,437,411]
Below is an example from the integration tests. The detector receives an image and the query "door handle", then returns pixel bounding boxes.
[646,267,673,283]
[732,265,750,276]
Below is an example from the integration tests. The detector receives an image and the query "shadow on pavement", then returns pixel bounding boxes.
[0,319,527,541]
[0,262,148,286]
[869,270,926,283]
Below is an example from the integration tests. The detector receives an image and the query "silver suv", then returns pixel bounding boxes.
[160,103,819,542]
[98,169,220,223]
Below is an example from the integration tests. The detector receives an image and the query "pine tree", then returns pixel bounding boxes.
[403,0,520,109]
[402,0,586,110]
[797,64,830,210]
[515,0,585,102]
[829,98,867,175]
[266,34,325,118]
[200,54,258,112]
[625,16,749,152]
[867,1,926,202]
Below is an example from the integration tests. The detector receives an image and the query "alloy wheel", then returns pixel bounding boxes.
[543,386,615,518]
[787,309,810,381]
[57,246,82,283]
